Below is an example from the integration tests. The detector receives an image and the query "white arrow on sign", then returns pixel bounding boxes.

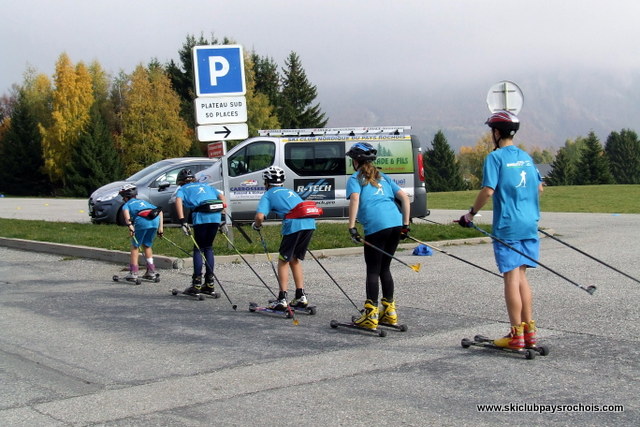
[195,96,247,125]
[197,123,249,142]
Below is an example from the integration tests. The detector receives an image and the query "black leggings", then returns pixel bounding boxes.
[363,226,401,303]
[193,222,219,277]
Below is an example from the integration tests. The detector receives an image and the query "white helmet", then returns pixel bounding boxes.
[262,166,286,185]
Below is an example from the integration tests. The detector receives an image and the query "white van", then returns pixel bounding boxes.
[193,127,428,222]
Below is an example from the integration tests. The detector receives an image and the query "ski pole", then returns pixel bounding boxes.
[224,212,253,244]
[188,233,237,311]
[359,238,421,273]
[307,249,361,314]
[405,235,502,279]
[254,228,297,323]
[538,228,640,285]
[470,224,597,295]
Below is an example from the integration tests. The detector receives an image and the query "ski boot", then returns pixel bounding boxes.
[493,324,525,349]
[523,320,537,348]
[183,275,202,296]
[290,290,308,308]
[379,297,398,326]
[142,265,159,281]
[201,274,216,296]
[268,291,288,311]
[124,269,138,281]
[353,300,379,330]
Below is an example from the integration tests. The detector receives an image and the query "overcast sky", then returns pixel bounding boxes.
[3,0,640,144]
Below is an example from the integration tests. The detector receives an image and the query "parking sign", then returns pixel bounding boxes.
[193,45,246,97]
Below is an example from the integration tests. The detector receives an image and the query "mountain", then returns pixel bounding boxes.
[318,69,640,152]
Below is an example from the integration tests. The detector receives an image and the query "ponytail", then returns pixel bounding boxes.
[357,162,381,188]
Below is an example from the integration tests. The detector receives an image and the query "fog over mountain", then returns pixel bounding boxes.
[319,68,640,153]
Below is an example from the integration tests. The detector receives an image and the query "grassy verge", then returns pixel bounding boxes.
[1,185,637,257]
[0,219,489,258]
[427,184,640,214]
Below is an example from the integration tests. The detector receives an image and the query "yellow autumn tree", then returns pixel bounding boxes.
[116,64,192,175]
[245,53,280,138]
[39,53,94,186]
[457,132,494,189]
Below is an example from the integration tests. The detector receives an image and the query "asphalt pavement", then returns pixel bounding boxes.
[0,198,638,426]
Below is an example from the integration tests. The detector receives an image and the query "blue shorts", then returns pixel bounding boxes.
[133,228,156,248]
[493,238,539,274]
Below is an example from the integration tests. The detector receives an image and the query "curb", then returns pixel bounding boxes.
[0,235,500,270]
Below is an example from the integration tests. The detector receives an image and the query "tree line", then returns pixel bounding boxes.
[423,129,640,192]
[0,34,327,197]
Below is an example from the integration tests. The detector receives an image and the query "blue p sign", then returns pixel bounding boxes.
[193,45,246,97]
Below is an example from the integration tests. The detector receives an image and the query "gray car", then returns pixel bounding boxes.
[88,157,217,225]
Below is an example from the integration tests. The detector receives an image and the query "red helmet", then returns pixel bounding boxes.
[485,110,520,135]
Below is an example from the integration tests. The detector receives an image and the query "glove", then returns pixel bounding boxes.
[180,219,191,236]
[457,213,474,228]
[157,230,164,238]
[400,224,410,240]
[127,223,135,236]
[349,227,362,243]
[251,221,262,231]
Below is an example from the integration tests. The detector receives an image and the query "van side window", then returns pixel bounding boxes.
[228,141,276,177]
[285,143,345,176]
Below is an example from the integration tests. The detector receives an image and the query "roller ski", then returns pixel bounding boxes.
[248,299,295,319]
[461,323,549,360]
[268,294,317,315]
[198,275,221,299]
[171,276,205,300]
[113,268,159,285]
[330,299,387,337]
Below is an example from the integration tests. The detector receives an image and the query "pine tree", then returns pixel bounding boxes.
[424,131,466,192]
[605,129,640,184]
[251,52,281,109]
[63,105,123,197]
[546,147,574,186]
[278,51,327,128]
[574,131,614,185]
[0,90,51,195]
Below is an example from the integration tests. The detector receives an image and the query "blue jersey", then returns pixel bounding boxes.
[256,186,316,235]
[122,198,160,230]
[176,182,223,225]
[346,171,402,235]
[482,145,541,240]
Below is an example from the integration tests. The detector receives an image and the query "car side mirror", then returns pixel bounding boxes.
[158,181,171,191]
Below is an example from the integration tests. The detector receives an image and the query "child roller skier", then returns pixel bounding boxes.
[253,166,316,310]
[346,142,411,330]
[457,110,543,350]
[120,184,164,280]
[175,168,226,296]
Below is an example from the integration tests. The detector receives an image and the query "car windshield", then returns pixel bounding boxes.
[126,159,175,182]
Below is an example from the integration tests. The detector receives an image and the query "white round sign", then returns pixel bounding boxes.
[486,81,524,115]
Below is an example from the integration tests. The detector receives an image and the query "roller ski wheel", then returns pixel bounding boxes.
[353,316,407,332]
[112,275,142,285]
[248,302,294,319]
[461,334,537,360]
[170,288,204,301]
[329,319,386,337]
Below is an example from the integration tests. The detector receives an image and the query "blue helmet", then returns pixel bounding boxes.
[346,142,377,162]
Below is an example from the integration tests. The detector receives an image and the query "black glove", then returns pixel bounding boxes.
[179,218,191,236]
[349,227,362,243]
[400,224,410,240]
[457,213,474,228]
[251,221,262,231]
[157,230,164,238]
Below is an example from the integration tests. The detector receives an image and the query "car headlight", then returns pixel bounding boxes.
[95,191,119,202]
